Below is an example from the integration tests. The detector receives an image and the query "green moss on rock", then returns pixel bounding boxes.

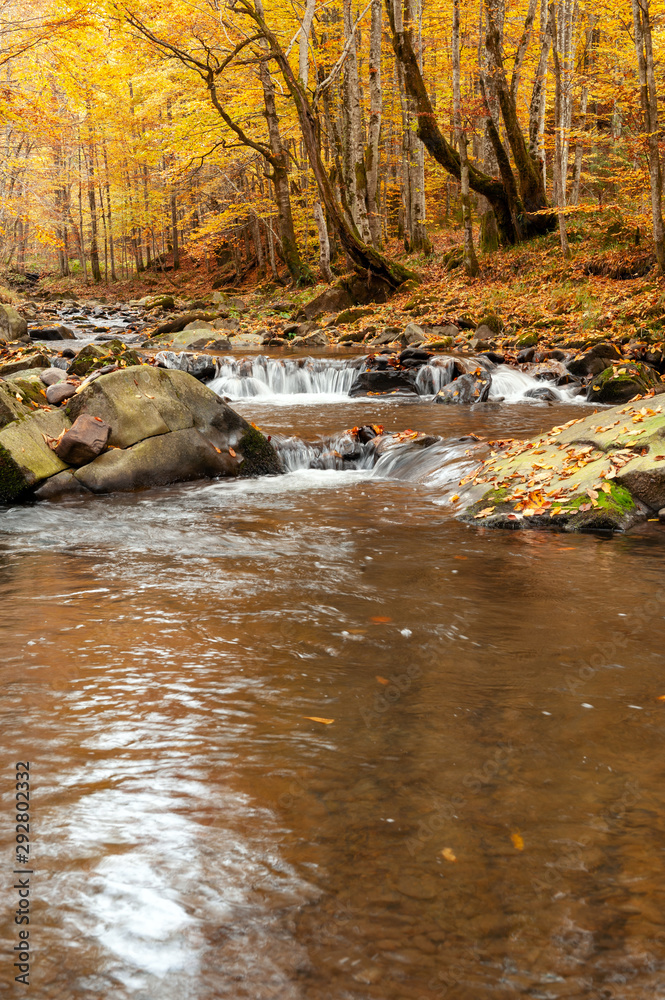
[237,425,283,477]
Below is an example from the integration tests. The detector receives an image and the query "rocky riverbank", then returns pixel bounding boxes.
[458,399,665,532]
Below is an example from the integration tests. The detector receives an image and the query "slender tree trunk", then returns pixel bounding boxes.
[550,3,570,258]
[313,201,334,281]
[365,0,383,247]
[453,0,479,275]
[632,0,665,272]
[342,0,372,241]
[102,144,117,281]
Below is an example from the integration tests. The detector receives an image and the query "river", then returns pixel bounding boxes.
[1,351,664,999]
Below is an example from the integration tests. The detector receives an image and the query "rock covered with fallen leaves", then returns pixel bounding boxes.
[458,400,665,532]
[0,365,281,502]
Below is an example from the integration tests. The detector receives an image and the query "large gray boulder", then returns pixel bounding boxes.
[1,366,282,502]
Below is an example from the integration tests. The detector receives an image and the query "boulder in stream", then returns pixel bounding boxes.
[459,398,665,532]
[435,370,491,404]
[586,361,662,404]
[0,366,281,502]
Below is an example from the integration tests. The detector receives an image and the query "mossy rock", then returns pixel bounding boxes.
[398,279,419,295]
[479,312,503,334]
[426,337,454,350]
[515,331,538,349]
[0,408,71,501]
[335,307,375,325]
[237,424,282,476]
[587,362,662,404]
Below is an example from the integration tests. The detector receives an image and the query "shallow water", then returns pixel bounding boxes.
[1,383,665,1000]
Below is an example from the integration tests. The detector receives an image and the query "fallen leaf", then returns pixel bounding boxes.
[376,676,390,685]
[228,447,237,457]
[511,832,524,851]
[441,848,457,862]
[370,616,392,623]
[303,717,335,725]
[450,493,460,502]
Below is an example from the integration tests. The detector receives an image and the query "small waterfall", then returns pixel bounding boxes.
[273,431,377,473]
[488,365,579,403]
[209,356,358,400]
[272,429,482,489]
[415,359,457,395]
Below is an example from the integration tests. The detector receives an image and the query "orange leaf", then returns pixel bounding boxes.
[370,615,392,623]
[303,717,335,725]
[376,676,390,685]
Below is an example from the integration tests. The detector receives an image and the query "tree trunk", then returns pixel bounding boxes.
[631,0,665,272]
[365,0,383,247]
[453,0,479,276]
[550,3,570,258]
[385,0,551,245]
[244,1,418,287]
[313,201,334,282]
[342,0,372,242]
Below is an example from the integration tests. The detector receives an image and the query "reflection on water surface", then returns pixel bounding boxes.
[1,393,664,999]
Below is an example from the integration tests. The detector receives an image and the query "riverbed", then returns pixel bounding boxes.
[1,355,664,999]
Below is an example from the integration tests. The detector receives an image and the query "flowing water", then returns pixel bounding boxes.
[1,352,665,1000]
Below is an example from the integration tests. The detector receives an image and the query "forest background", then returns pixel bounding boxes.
[1,0,664,329]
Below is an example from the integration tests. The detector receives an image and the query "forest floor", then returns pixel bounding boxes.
[7,212,665,356]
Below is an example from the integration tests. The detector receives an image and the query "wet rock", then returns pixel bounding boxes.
[29,325,76,341]
[32,470,91,499]
[435,370,491,405]
[524,386,558,402]
[401,322,426,346]
[482,351,505,364]
[456,315,476,330]
[0,408,70,500]
[299,331,330,348]
[459,400,665,532]
[530,360,573,384]
[567,341,623,377]
[349,368,418,397]
[54,414,111,465]
[144,293,175,310]
[155,351,217,381]
[586,361,662,404]
[46,382,77,405]
[367,329,401,347]
[0,304,28,341]
[517,347,536,363]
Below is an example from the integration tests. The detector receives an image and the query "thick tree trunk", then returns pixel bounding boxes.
[244,2,418,287]
[385,0,550,245]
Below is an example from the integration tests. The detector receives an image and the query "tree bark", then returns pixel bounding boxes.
[365,0,383,247]
[453,0,478,275]
[631,0,665,272]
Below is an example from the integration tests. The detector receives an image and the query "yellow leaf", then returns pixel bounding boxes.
[441,847,457,862]
[511,832,524,851]
[303,717,335,725]
[450,493,459,502]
